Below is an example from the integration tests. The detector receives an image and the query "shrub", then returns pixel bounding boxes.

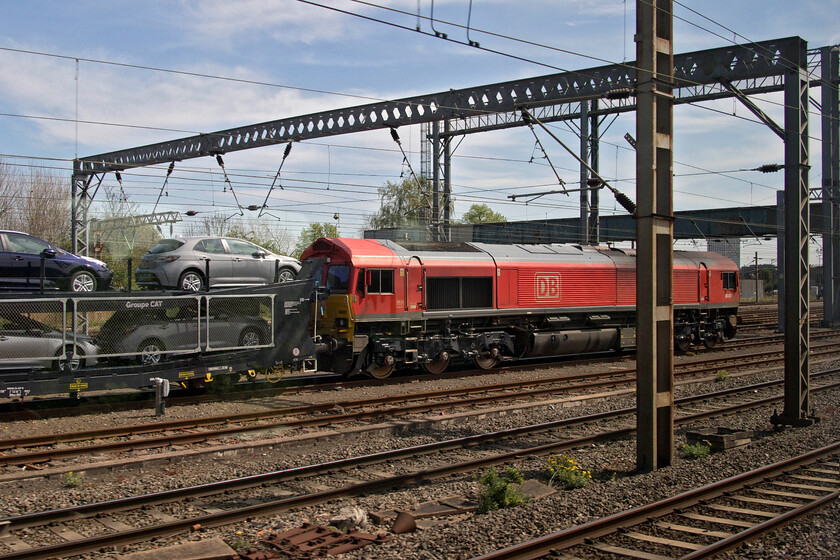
[682,440,713,460]
[714,369,730,382]
[545,454,591,489]
[476,466,528,514]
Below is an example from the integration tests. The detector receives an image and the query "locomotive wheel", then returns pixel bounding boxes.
[474,355,499,370]
[367,363,395,379]
[676,337,692,352]
[421,355,450,375]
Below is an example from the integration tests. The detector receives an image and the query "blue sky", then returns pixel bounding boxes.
[1,1,838,264]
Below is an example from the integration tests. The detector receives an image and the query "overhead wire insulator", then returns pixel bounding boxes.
[613,190,637,215]
[756,163,784,173]
[605,87,633,100]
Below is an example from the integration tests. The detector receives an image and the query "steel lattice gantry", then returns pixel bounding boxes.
[74,36,809,254]
[74,36,823,431]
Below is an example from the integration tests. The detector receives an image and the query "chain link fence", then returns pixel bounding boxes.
[0,293,274,371]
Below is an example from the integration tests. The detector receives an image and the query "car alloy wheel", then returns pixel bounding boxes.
[70,271,96,292]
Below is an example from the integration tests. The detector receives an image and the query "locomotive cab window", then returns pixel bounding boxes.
[721,272,737,290]
[366,269,394,294]
[326,265,350,293]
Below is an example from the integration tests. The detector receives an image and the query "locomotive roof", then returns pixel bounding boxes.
[303,238,737,270]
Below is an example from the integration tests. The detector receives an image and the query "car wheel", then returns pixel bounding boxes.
[239,327,263,347]
[70,270,97,292]
[277,267,296,283]
[54,346,84,371]
[178,271,205,292]
[137,338,166,365]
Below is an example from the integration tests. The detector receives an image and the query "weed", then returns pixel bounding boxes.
[682,440,713,460]
[714,369,730,382]
[62,471,83,488]
[230,532,250,552]
[476,466,528,514]
[545,454,591,489]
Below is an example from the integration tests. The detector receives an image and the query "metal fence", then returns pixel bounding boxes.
[0,293,275,371]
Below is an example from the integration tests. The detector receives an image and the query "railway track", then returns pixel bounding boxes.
[3,339,840,471]
[471,441,840,560]
[2,327,837,424]
[0,373,837,559]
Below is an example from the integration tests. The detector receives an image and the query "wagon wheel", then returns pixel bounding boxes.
[366,363,395,379]
[703,335,719,349]
[675,337,692,352]
[474,355,499,370]
[421,353,450,375]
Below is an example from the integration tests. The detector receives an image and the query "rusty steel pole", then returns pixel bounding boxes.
[635,0,675,471]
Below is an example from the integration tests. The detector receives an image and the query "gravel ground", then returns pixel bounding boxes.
[0,342,838,559]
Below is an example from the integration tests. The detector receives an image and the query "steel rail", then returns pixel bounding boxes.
[0,379,838,560]
[5,336,838,449]
[2,346,839,467]
[470,442,840,560]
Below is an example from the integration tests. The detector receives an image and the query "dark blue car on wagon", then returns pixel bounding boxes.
[0,231,113,292]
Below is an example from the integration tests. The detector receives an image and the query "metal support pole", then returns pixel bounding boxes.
[635,0,674,471]
[71,164,93,255]
[443,120,452,242]
[432,121,441,242]
[777,189,785,332]
[822,46,840,327]
[580,101,590,244]
[589,99,601,245]
[776,41,815,428]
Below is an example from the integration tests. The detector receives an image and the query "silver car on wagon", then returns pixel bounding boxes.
[135,237,301,291]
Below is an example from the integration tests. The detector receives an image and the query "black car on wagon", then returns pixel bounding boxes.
[0,231,113,292]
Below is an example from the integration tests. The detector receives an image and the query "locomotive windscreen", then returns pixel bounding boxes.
[427,277,493,310]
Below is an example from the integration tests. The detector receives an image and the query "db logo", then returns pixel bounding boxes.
[535,273,561,300]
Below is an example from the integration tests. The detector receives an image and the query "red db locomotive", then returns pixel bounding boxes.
[302,239,739,378]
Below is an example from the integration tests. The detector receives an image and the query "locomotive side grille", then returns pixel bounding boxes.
[426,277,493,310]
[462,277,493,308]
[427,278,460,310]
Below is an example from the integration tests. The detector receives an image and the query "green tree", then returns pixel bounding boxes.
[365,177,440,230]
[458,203,506,224]
[294,222,338,258]
[92,186,161,290]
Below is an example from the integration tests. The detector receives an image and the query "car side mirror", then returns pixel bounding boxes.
[253,251,267,259]
[41,248,57,259]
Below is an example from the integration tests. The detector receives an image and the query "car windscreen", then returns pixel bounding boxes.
[148,239,185,254]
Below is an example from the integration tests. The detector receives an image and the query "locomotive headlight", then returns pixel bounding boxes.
[335,318,348,328]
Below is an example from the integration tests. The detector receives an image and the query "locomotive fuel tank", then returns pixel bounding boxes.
[528,329,621,357]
